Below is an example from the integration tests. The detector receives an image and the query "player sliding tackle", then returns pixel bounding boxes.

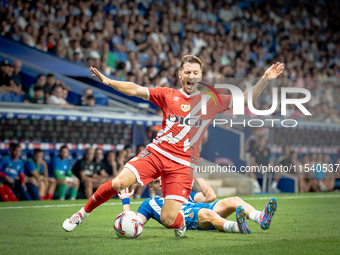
[119,177,277,234]
[63,55,283,237]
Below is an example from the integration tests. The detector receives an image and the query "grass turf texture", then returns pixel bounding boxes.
[0,193,339,255]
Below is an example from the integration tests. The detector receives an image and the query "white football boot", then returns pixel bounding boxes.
[63,209,87,232]
[174,211,186,237]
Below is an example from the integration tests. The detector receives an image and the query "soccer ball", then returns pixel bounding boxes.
[114,211,143,239]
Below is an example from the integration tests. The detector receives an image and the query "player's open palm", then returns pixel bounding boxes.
[118,187,135,199]
[263,62,284,81]
[90,67,109,84]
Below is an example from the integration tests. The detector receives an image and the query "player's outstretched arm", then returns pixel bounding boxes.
[118,188,135,212]
[244,62,284,106]
[118,188,148,225]
[90,67,149,99]
[193,178,217,203]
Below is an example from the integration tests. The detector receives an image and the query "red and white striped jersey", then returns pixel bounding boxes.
[146,87,231,167]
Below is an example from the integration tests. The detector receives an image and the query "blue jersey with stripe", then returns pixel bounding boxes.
[48,156,70,177]
[24,159,44,176]
[137,191,197,224]
[0,156,24,179]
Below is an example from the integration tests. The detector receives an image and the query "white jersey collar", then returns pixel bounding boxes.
[179,88,200,97]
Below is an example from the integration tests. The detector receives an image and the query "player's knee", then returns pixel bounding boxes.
[229,196,242,206]
[160,214,176,227]
[73,178,80,188]
[59,178,67,184]
[50,178,57,184]
[111,178,127,192]
[200,209,216,221]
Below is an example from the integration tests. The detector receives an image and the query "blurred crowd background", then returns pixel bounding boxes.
[0,0,340,121]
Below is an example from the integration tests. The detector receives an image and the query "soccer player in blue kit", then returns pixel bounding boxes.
[0,143,31,201]
[118,177,277,235]
[48,146,79,200]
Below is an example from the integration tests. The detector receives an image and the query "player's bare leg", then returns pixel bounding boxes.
[45,177,57,200]
[84,179,104,199]
[197,208,250,234]
[161,199,186,237]
[213,197,256,218]
[63,167,137,232]
[213,196,277,230]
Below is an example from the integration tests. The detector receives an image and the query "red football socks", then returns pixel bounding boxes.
[0,185,19,202]
[84,180,117,213]
[45,193,53,200]
[167,212,184,229]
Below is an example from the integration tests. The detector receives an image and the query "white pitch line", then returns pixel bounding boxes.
[0,201,143,210]
[0,194,339,210]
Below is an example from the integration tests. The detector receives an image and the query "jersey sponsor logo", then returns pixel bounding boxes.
[173,96,180,101]
[168,114,203,127]
[181,104,190,112]
[5,167,17,175]
[189,212,194,218]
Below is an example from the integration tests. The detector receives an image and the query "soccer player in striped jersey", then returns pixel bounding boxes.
[119,177,277,234]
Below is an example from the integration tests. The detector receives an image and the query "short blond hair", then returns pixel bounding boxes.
[180,55,203,71]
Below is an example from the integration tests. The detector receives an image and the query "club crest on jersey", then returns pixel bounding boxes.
[181,104,190,112]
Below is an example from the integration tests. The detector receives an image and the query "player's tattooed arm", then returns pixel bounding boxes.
[243,62,284,106]
[193,178,217,203]
[90,67,149,99]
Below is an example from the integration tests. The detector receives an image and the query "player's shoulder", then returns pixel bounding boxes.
[0,156,10,162]
[140,197,153,207]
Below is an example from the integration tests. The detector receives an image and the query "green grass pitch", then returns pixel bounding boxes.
[0,192,339,255]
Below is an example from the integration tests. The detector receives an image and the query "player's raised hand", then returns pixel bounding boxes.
[118,187,135,199]
[263,62,284,81]
[90,66,109,84]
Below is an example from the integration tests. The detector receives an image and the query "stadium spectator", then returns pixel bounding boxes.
[23,86,44,104]
[77,88,93,106]
[103,151,118,177]
[116,150,126,172]
[298,155,319,193]
[85,94,95,106]
[48,146,79,200]
[46,85,70,106]
[24,149,57,200]
[9,60,25,95]
[63,87,69,101]
[318,154,336,192]
[124,145,132,163]
[0,60,11,92]
[43,73,58,99]
[0,143,31,201]
[93,148,110,180]
[249,135,273,193]
[43,74,69,99]
[72,148,106,199]
[27,74,46,100]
